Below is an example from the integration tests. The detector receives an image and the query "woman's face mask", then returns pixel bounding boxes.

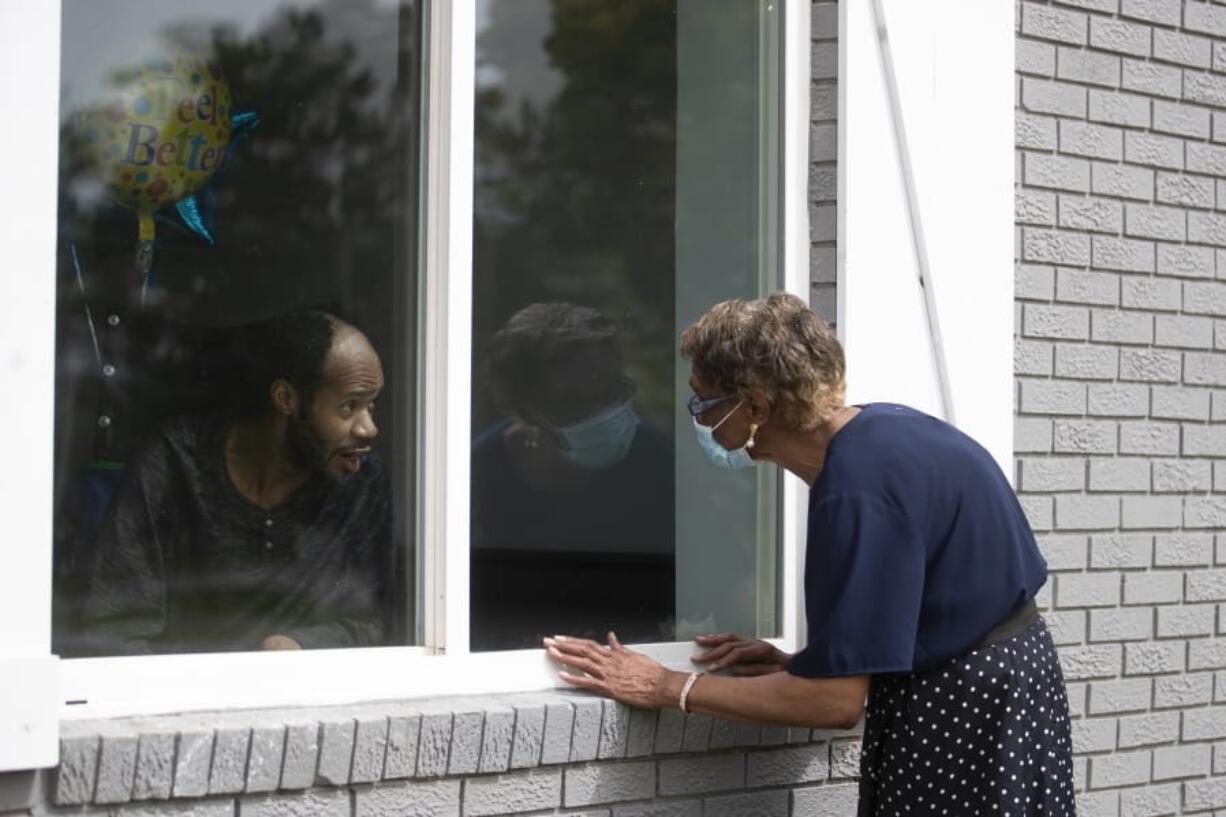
[555,398,639,470]
[692,400,755,469]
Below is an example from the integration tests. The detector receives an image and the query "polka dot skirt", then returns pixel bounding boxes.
[857,619,1075,817]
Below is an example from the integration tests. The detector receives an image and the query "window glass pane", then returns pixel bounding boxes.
[471,0,780,651]
[52,0,422,656]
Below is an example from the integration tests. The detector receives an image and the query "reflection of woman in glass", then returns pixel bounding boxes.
[546,293,1074,817]
[471,302,674,651]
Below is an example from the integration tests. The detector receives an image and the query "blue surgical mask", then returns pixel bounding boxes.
[557,399,639,470]
[692,401,755,469]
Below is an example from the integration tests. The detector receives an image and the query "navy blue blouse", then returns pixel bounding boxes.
[788,403,1048,678]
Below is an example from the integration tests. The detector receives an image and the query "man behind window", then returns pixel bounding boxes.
[72,310,391,655]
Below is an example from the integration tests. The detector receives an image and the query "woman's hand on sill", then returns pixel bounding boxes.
[544,631,677,709]
[261,634,303,650]
[544,631,866,731]
[692,632,790,676]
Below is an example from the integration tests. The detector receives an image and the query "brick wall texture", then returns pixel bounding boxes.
[18,695,865,817]
[811,1,837,327]
[1017,1,1226,814]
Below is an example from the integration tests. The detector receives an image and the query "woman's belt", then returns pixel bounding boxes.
[973,597,1040,650]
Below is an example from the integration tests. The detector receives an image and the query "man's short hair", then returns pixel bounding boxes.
[232,310,342,418]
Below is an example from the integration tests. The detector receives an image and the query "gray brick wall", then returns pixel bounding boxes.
[810,0,837,327]
[0,696,865,817]
[1018,1,1226,813]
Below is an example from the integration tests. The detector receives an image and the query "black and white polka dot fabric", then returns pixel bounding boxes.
[856,619,1075,817]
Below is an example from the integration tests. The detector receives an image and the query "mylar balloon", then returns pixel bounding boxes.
[76,48,233,245]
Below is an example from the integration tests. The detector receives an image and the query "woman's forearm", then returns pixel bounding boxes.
[659,668,868,730]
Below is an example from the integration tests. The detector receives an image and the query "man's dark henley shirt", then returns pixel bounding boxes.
[76,415,392,655]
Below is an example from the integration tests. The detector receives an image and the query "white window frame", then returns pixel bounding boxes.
[0,0,813,736]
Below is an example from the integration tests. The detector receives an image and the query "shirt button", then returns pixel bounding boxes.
[97,415,112,428]
[264,540,274,551]
[107,314,121,327]
[102,364,116,377]
[264,518,275,528]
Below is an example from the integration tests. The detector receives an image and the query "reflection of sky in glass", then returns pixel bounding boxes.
[475,0,561,119]
[61,0,405,114]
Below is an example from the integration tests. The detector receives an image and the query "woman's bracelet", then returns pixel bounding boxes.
[679,671,703,713]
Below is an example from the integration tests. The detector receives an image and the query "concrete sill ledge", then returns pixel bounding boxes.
[34,691,861,812]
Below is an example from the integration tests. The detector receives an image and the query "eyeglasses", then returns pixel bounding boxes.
[686,393,733,418]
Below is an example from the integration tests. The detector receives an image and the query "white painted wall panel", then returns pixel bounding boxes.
[840,0,1014,476]
[838,0,943,423]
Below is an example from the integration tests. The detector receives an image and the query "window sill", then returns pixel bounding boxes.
[58,640,800,721]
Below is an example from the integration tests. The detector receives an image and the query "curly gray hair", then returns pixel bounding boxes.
[680,292,845,431]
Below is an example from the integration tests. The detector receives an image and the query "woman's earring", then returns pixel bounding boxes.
[747,423,759,449]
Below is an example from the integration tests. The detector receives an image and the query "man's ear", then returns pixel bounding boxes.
[270,379,298,417]
[746,391,773,426]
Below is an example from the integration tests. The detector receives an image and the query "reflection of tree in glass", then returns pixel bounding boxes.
[474,1,678,433]
[59,0,416,329]
[180,0,412,326]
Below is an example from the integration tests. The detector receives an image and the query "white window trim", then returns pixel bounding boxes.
[778,0,812,665]
[419,0,475,656]
[0,0,64,772]
[1,0,812,733]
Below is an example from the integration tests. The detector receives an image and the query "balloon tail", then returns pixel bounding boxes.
[136,214,155,307]
[69,242,103,369]
[136,239,154,308]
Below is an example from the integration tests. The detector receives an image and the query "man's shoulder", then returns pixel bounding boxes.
[125,414,222,480]
[148,414,221,457]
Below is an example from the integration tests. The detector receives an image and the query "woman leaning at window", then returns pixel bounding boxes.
[545,292,1075,817]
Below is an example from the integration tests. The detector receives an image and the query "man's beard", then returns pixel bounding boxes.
[285,409,336,479]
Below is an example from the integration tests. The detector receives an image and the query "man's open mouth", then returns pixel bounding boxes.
[337,448,371,473]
